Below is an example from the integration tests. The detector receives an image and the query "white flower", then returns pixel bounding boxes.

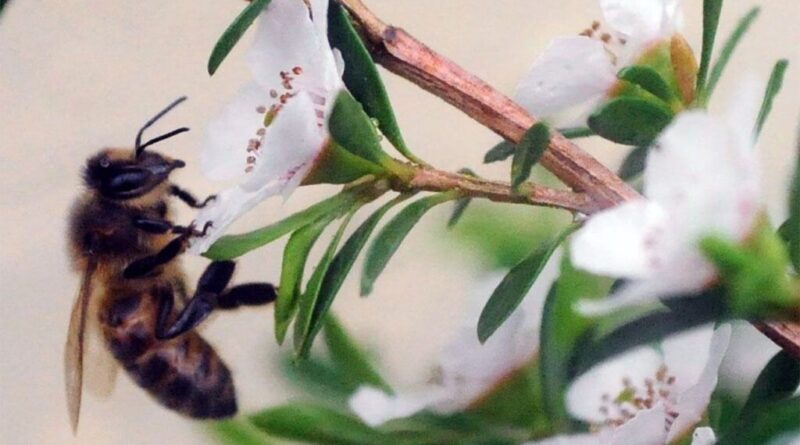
[515,0,682,126]
[190,0,344,254]
[571,81,762,315]
[527,325,730,445]
[349,253,561,426]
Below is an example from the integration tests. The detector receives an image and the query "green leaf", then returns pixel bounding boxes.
[558,127,595,139]
[755,60,789,138]
[210,419,276,445]
[447,198,472,229]
[539,253,613,430]
[274,217,334,344]
[618,65,677,104]
[300,196,409,348]
[207,0,271,75]
[588,97,673,146]
[697,0,724,93]
[704,7,761,102]
[329,90,391,167]
[361,193,456,296]
[484,140,516,163]
[739,350,800,418]
[293,210,357,356]
[511,123,550,191]
[250,403,387,445]
[204,191,356,260]
[280,355,355,399]
[477,223,577,343]
[717,397,800,445]
[328,4,421,165]
[618,146,650,181]
[791,140,800,271]
[570,288,727,379]
[323,314,393,393]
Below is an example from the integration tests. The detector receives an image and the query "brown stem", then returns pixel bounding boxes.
[408,168,596,214]
[336,0,800,357]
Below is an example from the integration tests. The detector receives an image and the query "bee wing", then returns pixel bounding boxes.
[65,257,97,434]
[83,314,119,398]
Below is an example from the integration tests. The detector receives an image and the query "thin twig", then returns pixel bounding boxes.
[408,168,596,214]
[335,0,800,357]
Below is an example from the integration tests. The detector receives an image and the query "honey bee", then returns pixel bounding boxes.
[65,97,276,431]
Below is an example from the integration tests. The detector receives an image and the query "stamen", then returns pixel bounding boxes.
[256,105,267,114]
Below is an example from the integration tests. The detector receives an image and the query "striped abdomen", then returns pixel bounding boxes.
[100,288,237,418]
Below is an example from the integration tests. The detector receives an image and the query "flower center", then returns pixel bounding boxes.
[244,64,327,174]
[592,365,679,431]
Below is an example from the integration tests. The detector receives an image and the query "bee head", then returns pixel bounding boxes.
[84,96,190,200]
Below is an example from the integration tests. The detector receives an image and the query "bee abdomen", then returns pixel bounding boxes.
[127,336,237,419]
[101,293,237,419]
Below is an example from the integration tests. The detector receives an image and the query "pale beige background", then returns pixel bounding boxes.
[1,1,798,444]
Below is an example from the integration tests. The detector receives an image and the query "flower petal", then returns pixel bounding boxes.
[242,91,325,194]
[661,326,715,395]
[201,82,270,181]
[567,346,663,423]
[187,181,282,254]
[572,200,669,279]
[666,324,731,443]
[247,0,341,97]
[515,37,616,126]
[524,434,603,445]
[609,402,668,445]
[600,0,678,41]
[690,427,717,445]
[348,386,446,427]
[645,110,760,242]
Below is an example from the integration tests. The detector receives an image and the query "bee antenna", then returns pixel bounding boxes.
[135,96,188,158]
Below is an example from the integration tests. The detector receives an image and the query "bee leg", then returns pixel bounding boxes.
[133,217,174,234]
[170,185,216,208]
[156,261,237,340]
[216,283,277,309]
[123,235,187,279]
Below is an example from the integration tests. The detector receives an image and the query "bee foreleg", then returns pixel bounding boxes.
[170,185,216,209]
[133,217,174,234]
[123,235,186,279]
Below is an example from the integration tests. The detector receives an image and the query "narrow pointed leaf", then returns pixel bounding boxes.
[791,138,800,270]
[207,0,272,75]
[618,146,650,181]
[704,7,761,101]
[755,60,789,137]
[588,97,673,146]
[739,350,800,418]
[361,193,456,296]
[539,253,614,429]
[618,65,676,104]
[274,217,334,344]
[717,397,800,445]
[697,0,724,93]
[484,140,516,163]
[511,123,550,191]
[204,191,357,260]
[448,198,472,229]
[293,211,356,356]
[250,403,387,445]
[323,315,393,393]
[558,127,594,139]
[211,419,277,445]
[328,4,421,164]
[329,90,391,166]
[301,196,409,349]
[477,223,577,343]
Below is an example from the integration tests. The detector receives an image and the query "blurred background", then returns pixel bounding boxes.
[1,1,798,444]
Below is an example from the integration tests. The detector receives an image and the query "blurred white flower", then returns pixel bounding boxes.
[349,253,561,426]
[515,0,683,126]
[527,325,730,445]
[571,81,762,315]
[190,0,344,254]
